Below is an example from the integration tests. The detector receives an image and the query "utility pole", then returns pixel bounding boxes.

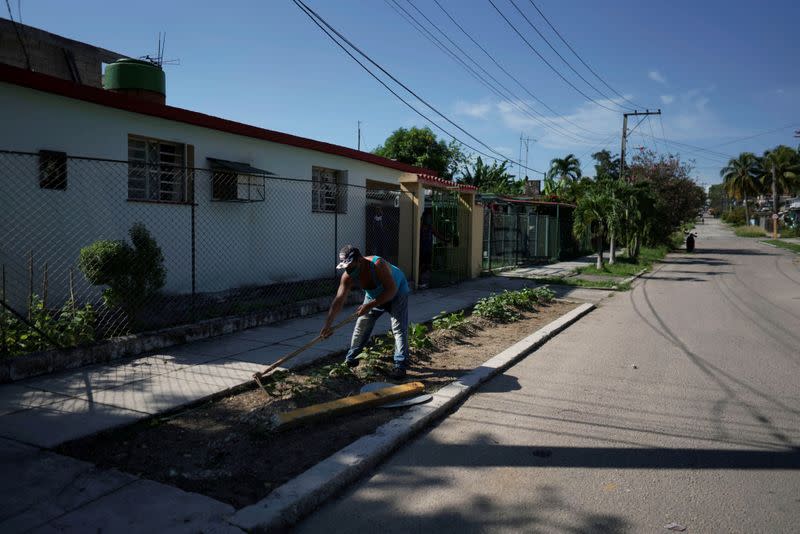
[620,109,661,181]
[357,121,362,151]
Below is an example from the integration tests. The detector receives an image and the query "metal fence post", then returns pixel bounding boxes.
[191,175,196,322]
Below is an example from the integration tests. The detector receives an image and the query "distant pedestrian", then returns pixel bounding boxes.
[320,245,411,379]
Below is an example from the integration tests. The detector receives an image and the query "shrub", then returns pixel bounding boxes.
[734,225,766,238]
[2,296,95,356]
[473,294,520,322]
[79,223,166,325]
[780,226,799,238]
[721,207,746,226]
[432,310,467,331]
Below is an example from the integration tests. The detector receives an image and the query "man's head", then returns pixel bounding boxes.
[336,245,362,275]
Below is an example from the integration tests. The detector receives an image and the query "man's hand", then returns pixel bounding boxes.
[319,325,333,339]
[356,302,375,317]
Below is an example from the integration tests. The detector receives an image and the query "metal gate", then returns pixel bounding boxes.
[427,189,470,287]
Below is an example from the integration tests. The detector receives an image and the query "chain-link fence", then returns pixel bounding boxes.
[0,150,398,357]
[481,202,587,271]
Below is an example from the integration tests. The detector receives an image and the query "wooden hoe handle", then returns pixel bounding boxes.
[252,312,358,385]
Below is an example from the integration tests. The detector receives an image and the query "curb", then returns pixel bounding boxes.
[228,302,596,532]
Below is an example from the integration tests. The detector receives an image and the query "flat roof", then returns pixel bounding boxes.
[0,62,437,176]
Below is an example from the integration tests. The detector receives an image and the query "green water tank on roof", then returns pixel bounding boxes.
[103,58,166,103]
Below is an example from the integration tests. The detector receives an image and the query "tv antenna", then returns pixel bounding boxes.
[140,33,181,67]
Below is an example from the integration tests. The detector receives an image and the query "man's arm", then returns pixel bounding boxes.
[320,274,353,338]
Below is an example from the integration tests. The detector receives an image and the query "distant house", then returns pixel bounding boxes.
[0,26,482,323]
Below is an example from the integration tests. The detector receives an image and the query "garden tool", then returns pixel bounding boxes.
[253,312,358,394]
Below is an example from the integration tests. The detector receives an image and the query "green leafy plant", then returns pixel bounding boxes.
[1,296,96,356]
[432,310,467,331]
[79,223,166,326]
[473,293,520,323]
[409,323,434,350]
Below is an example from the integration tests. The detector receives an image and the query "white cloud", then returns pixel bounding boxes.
[660,94,675,104]
[453,100,492,119]
[648,70,667,84]
[495,97,620,151]
[492,146,514,157]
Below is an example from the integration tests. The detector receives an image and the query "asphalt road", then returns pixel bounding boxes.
[295,218,800,533]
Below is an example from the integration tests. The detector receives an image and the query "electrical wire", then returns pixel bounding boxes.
[390,0,602,145]
[506,0,629,110]
[487,0,622,113]
[292,0,545,174]
[5,0,31,70]
[708,123,799,149]
[430,0,609,138]
[527,0,646,110]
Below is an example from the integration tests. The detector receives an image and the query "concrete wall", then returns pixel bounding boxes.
[469,196,484,278]
[0,82,413,308]
[0,19,125,87]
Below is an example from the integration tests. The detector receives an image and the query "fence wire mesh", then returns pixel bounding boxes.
[482,203,583,271]
[0,150,396,356]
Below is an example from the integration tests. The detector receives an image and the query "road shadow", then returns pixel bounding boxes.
[697,248,777,256]
[638,275,706,283]
[659,258,730,266]
[295,479,629,533]
[407,436,800,470]
[478,373,522,393]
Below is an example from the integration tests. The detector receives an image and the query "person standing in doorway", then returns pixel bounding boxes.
[320,245,411,379]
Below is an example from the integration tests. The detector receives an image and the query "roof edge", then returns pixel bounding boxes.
[0,63,437,176]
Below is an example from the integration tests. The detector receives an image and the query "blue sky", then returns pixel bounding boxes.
[8,0,800,185]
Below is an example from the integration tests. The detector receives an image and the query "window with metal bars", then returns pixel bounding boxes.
[311,166,347,213]
[39,150,67,190]
[127,136,187,202]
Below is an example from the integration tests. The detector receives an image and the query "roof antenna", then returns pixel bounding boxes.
[140,32,180,67]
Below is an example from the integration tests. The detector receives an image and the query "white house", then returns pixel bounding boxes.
[1,60,439,314]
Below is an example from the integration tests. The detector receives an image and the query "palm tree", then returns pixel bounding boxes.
[573,184,613,269]
[547,154,582,185]
[759,146,800,235]
[720,152,759,226]
[462,157,518,194]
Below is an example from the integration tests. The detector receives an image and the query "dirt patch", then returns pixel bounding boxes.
[58,301,577,508]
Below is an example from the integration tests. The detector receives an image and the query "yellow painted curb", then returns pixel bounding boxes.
[272,382,425,430]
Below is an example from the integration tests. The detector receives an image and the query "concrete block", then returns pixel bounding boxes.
[48,479,239,533]
[0,384,71,416]
[22,356,186,399]
[0,440,136,532]
[0,397,145,448]
[176,337,267,358]
[236,325,310,344]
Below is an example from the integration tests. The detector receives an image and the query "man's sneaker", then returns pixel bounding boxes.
[345,359,359,368]
[388,365,407,379]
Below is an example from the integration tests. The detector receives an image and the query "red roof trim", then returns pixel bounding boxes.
[0,63,436,176]
[417,174,478,192]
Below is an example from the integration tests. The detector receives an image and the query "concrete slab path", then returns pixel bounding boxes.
[0,256,609,532]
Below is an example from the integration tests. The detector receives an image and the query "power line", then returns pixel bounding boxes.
[527,0,646,110]
[390,0,601,145]
[487,0,622,113]
[430,0,608,138]
[708,123,799,149]
[646,115,660,154]
[5,0,31,70]
[292,0,545,174]
[506,0,629,110]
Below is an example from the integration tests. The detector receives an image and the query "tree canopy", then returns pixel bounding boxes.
[372,126,467,180]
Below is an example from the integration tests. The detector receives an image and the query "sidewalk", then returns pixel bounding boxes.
[0,256,605,532]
